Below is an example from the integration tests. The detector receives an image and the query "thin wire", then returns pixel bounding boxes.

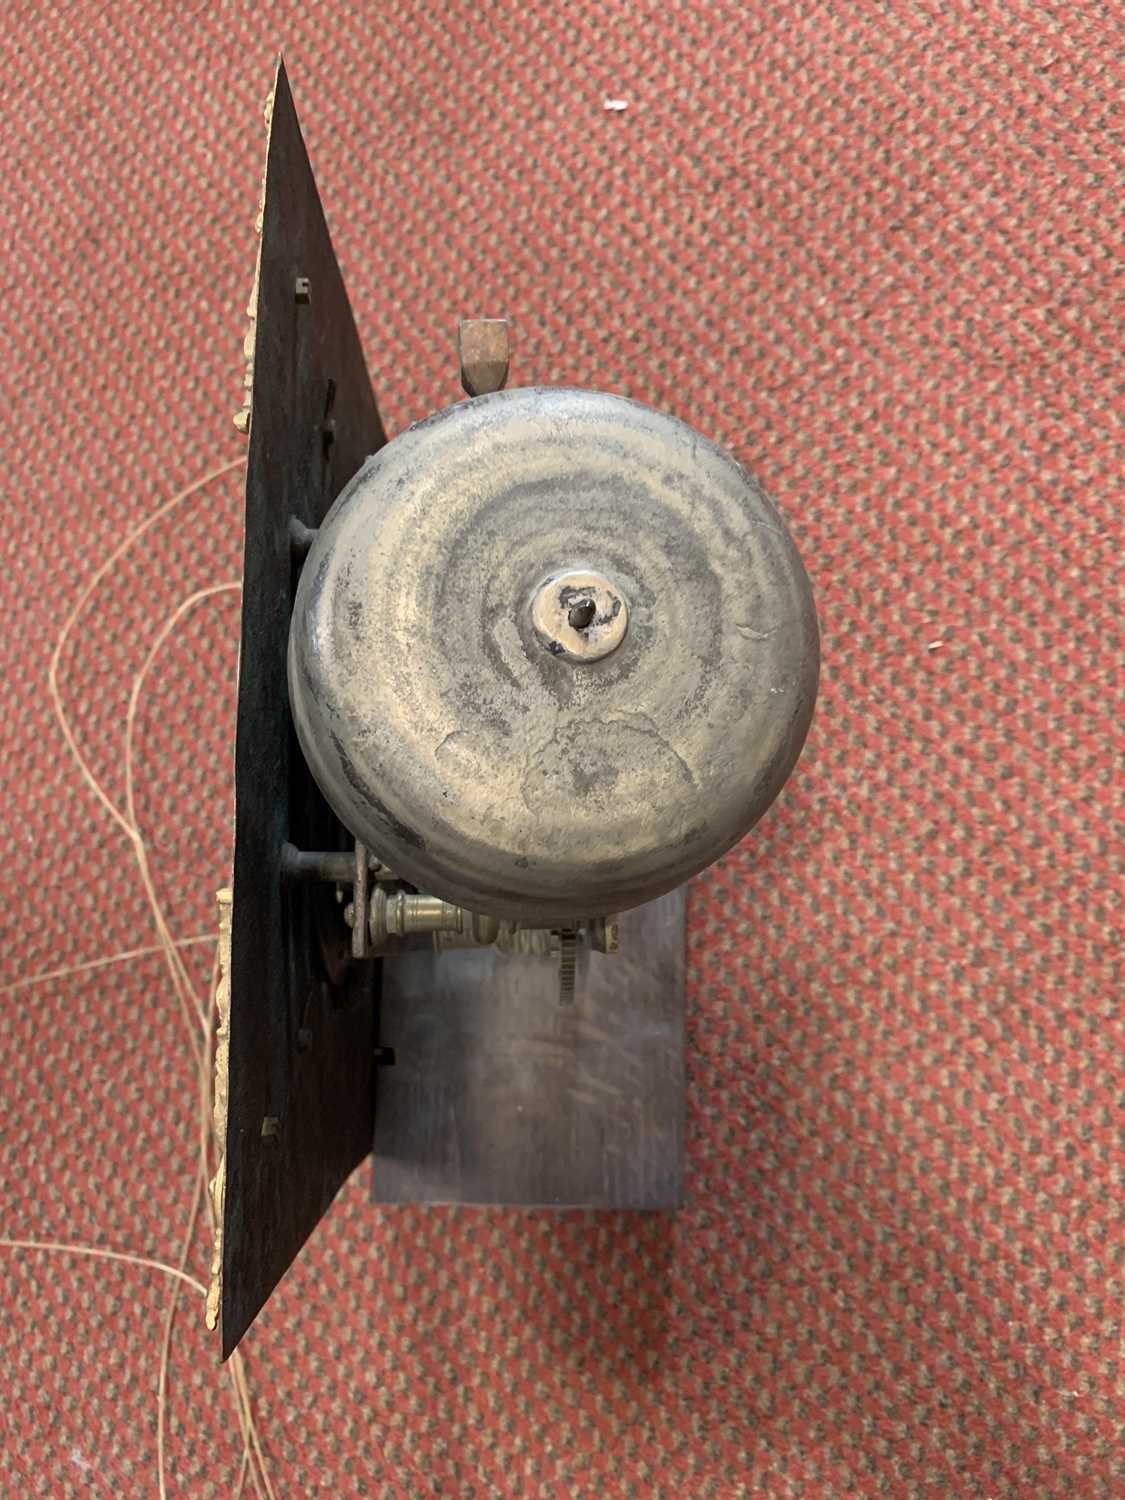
[39,453,277,1498]
[120,585,274,1500]
[0,1238,207,1299]
[117,581,273,1500]
[122,581,241,1038]
[0,935,214,997]
[46,457,244,842]
[46,457,245,1063]
[156,1164,206,1500]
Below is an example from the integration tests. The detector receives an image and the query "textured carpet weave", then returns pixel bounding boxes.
[0,2,1121,1496]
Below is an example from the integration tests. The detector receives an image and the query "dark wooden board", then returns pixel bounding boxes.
[222,59,386,1358]
[373,890,685,1208]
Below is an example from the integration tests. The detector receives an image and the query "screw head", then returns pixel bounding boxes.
[457,318,510,396]
[531,569,629,663]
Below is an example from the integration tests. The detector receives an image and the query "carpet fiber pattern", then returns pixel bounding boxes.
[0,2,1120,1495]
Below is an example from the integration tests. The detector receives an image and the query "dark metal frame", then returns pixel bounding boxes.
[222,60,386,1359]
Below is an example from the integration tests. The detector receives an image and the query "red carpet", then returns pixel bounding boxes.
[1,3,1120,1494]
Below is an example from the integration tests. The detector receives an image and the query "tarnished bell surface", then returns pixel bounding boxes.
[288,387,819,923]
